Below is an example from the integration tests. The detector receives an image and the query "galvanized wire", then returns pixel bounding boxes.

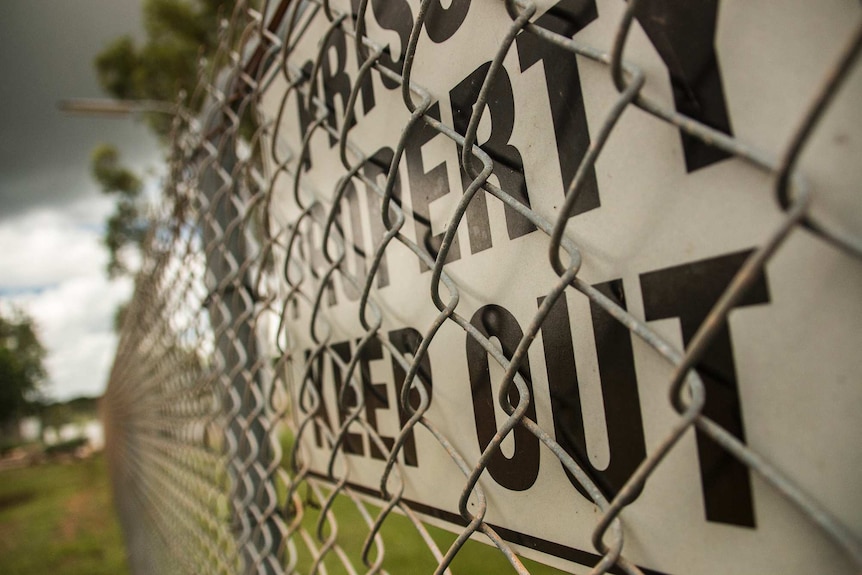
[103,1,862,574]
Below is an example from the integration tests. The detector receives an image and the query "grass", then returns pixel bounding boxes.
[0,436,570,574]
[0,455,129,575]
[287,484,568,575]
[280,431,568,575]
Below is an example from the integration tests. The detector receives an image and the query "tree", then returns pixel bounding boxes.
[0,309,47,440]
[92,1,241,284]
[91,144,148,278]
[95,0,231,137]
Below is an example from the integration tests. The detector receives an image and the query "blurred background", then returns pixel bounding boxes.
[1,1,159,572]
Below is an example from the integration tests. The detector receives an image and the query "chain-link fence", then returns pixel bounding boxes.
[103,1,862,574]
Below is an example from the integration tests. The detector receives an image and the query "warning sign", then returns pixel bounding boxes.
[261,0,862,573]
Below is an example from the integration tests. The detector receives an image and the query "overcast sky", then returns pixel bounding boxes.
[0,0,161,400]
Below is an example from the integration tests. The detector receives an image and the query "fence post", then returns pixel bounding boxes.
[199,103,281,575]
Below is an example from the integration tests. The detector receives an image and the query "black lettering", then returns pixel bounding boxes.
[306,204,338,307]
[347,0,377,115]
[467,305,539,491]
[295,61,316,169]
[542,282,646,502]
[389,327,432,467]
[515,0,600,216]
[305,329,432,467]
[640,250,770,527]
[303,349,333,449]
[351,35,378,116]
[405,103,461,270]
[359,338,396,460]
[339,179,367,301]
[634,0,732,171]
[425,0,471,43]
[321,28,355,146]
[370,0,414,90]
[335,149,399,300]
[451,63,535,254]
[360,148,400,288]
[331,342,364,455]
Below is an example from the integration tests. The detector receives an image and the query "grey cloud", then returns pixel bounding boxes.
[0,0,159,400]
[0,0,159,220]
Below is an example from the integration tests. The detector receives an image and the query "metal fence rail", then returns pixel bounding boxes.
[103,1,862,574]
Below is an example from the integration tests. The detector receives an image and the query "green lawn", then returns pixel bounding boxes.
[280,431,568,575]
[0,443,571,575]
[0,455,129,575]
[287,483,569,575]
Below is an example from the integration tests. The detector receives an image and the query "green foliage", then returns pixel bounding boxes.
[91,144,141,196]
[0,438,28,457]
[92,1,241,281]
[34,396,99,434]
[62,396,99,418]
[90,145,147,278]
[0,309,46,434]
[44,438,89,457]
[95,0,231,137]
[94,37,139,101]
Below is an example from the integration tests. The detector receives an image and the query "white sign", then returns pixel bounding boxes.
[261,1,862,573]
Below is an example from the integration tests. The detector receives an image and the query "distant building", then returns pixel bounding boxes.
[19,416,41,442]
[41,418,103,451]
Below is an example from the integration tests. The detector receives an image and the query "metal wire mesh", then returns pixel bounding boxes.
[103,1,862,574]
